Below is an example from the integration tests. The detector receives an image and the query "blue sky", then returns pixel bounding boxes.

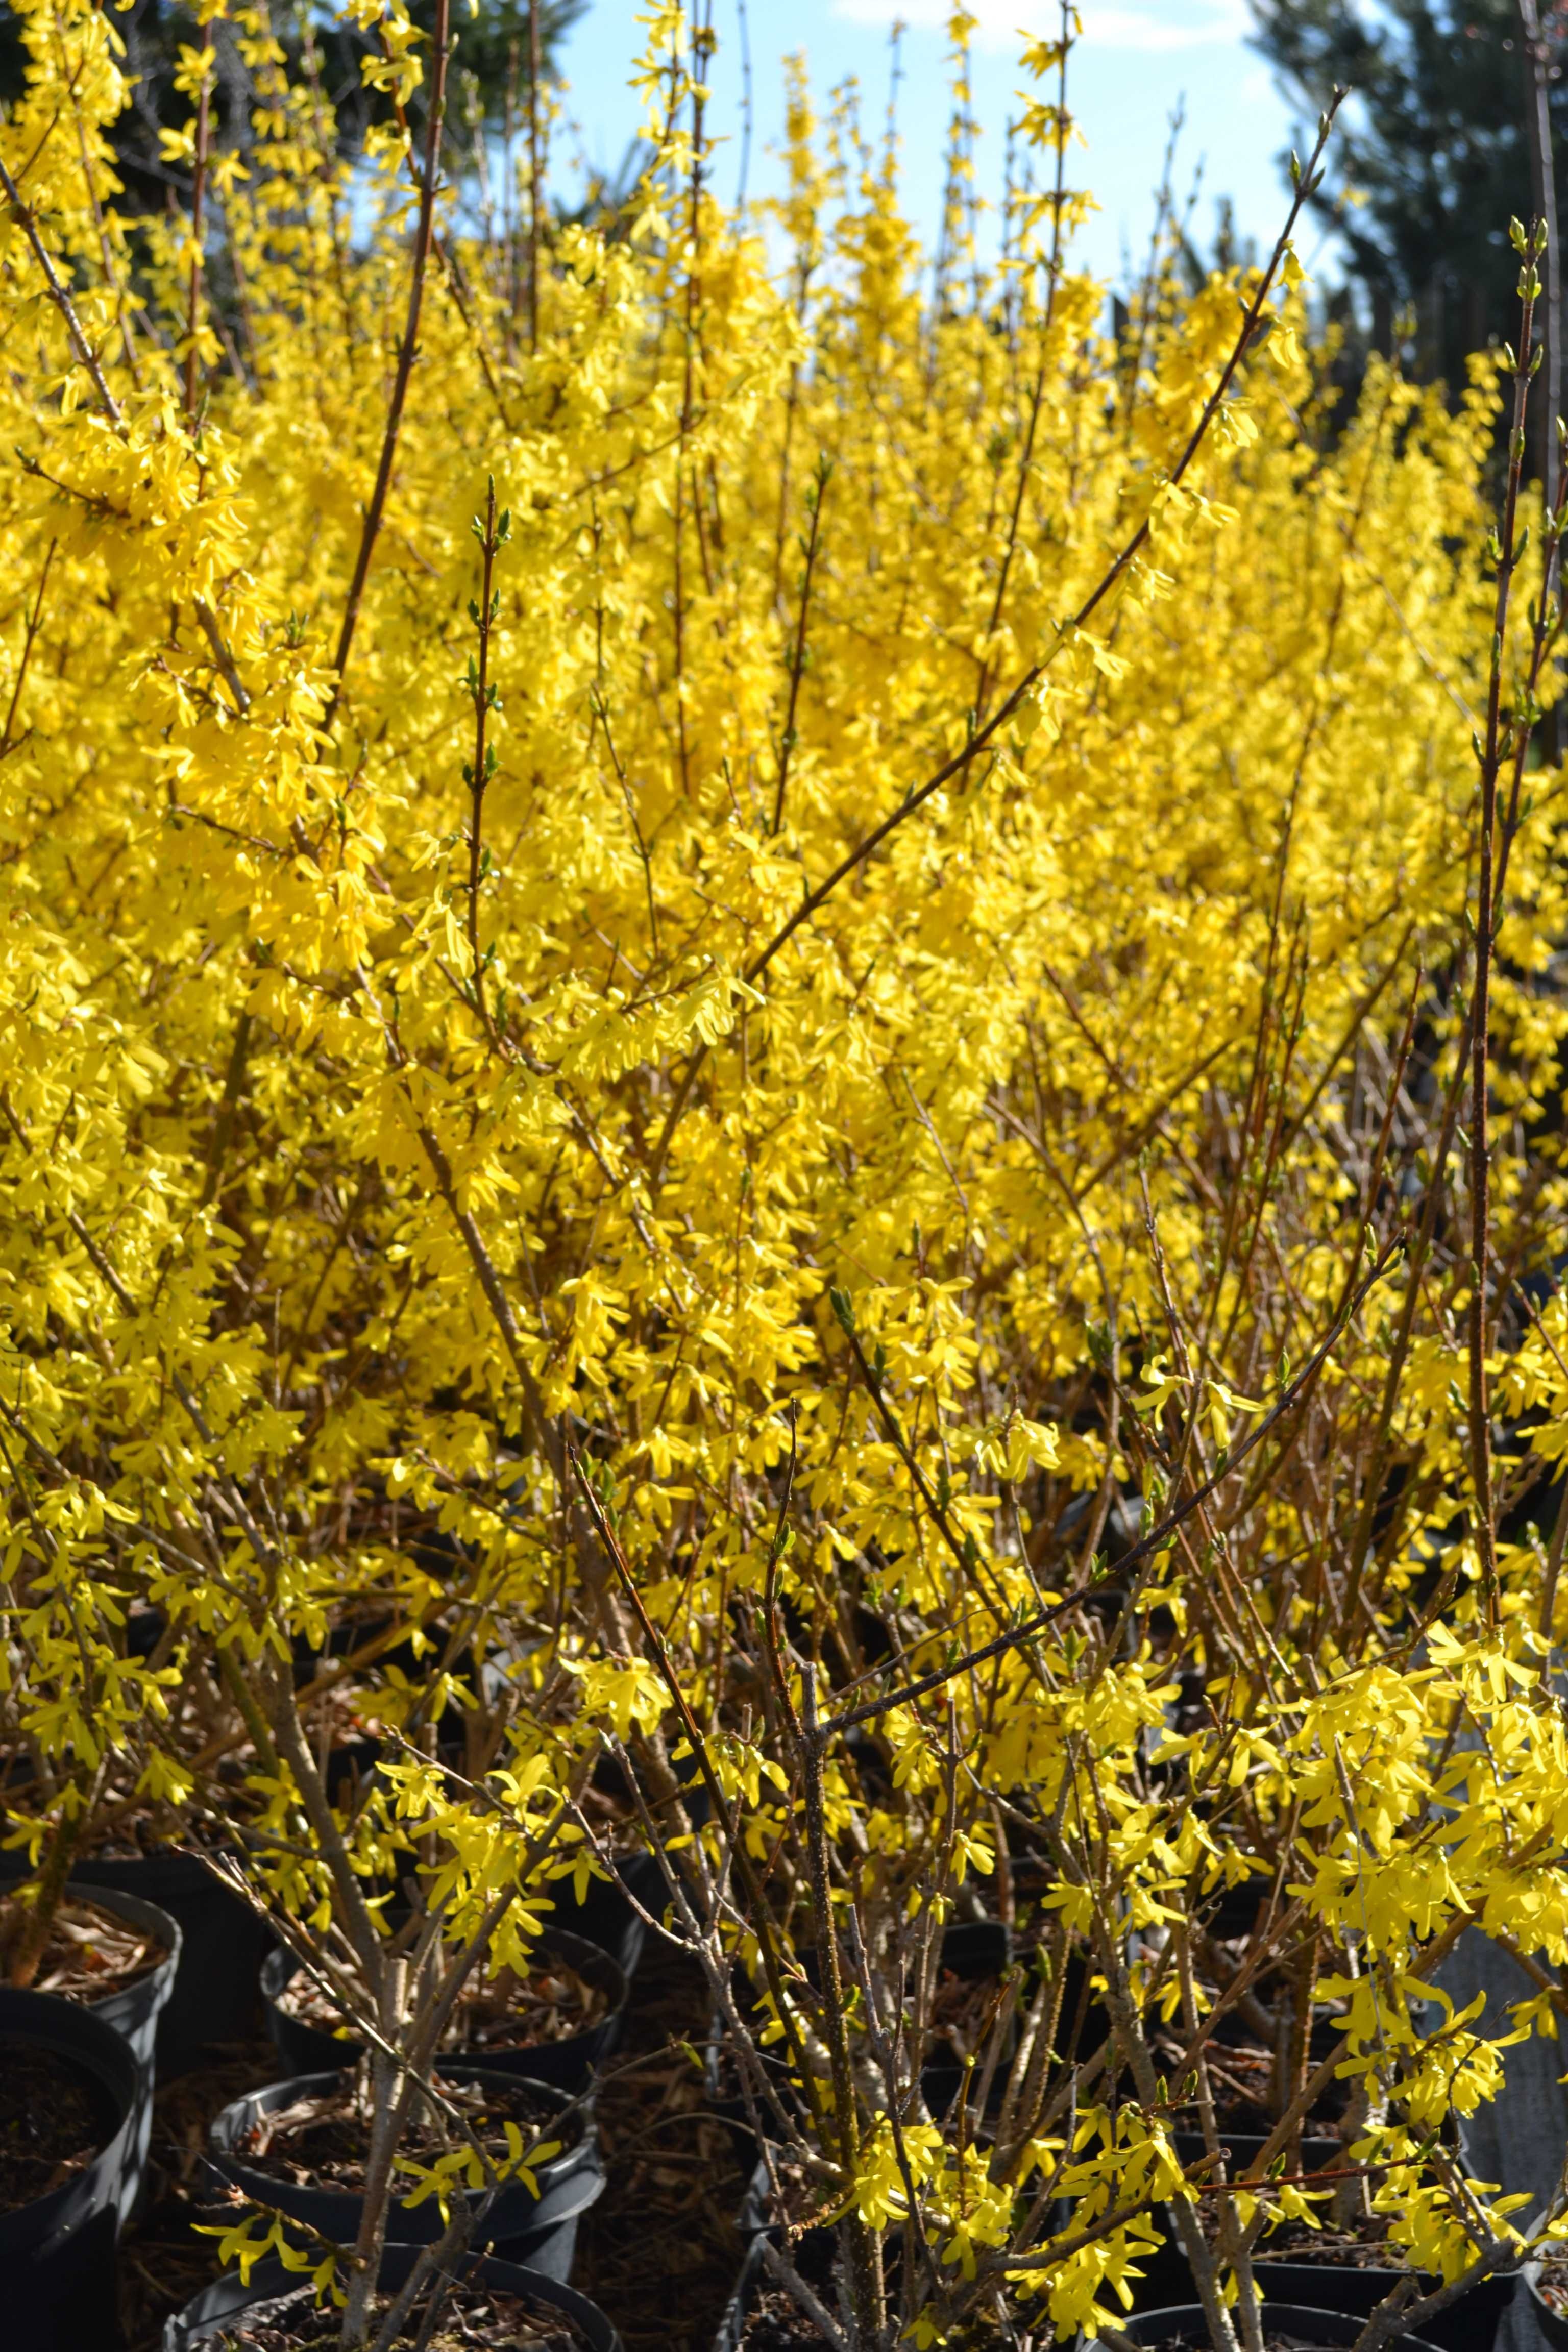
[555,1,1316,289]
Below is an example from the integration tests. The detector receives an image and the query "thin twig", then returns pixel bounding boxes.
[327,0,453,718]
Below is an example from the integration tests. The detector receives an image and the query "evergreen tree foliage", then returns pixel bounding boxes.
[1250,0,1568,376]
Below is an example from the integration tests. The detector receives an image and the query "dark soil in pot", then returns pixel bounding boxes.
[1156,2033,1348,2133]
[717,2224,836,2351]
[172,2278,592,2349]
[0,1985,139,2351]
[208,2063,599,2267]
[230,2069,566,2193]
[726,2270,828,2350]
[0,2029,121,2202]
[163,2248,622,2350]
[262,1928,627,2092]
[0,1875,182,2220]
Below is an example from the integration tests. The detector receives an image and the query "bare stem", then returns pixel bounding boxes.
[0,537,54,757]
[801,1663,884,2348]
[526,0,543,352]
[1470,228,1542,1628]
[771,455,830,835]
[328,0,453,718]
[183,18,214,426]
[464,477,507,1034]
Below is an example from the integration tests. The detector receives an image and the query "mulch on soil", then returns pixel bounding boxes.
[184,2279,592,2348]
[572,1942,748,2352]
[120,1942,751,2352]
[0,1890,165,2001]
[733,2279,830,2350]
[1537,2258,1568,2316]
[277,1955,609,2056]
[120,2040,284,2352]
[232,2072,565,2194]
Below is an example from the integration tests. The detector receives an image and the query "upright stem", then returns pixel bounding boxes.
[734,0,752,210]
[1179,1927,1262,2352]
[526,0,542,353]
[465,479,504,1034]
[328,0,452,717]
[771,458,829,835]
[1470,233,1541,1629]
[183,16,214,426]
[261,1653,386,1988]
[670,6,712,801]
[1099,1945,1241,2352]
[801,1666,884,2349]
[503,35,520,345]
[340,2045,411,2346]
[1520,0,1561,553]
[5,1761,105,1987]
[1,538,55,758]
[972,0,1072,732]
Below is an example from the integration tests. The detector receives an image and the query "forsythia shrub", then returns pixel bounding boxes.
[5,0,1568,2344]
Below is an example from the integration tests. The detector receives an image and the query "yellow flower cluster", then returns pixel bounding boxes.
[6,0,1568,2340]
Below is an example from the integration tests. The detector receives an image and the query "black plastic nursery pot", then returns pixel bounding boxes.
[710,1917,1036,2150]
[702,2033,796,2165]
[1132,2251,1516,2352]
[922,1918,1015,2116]
[65,1877,181,2220]
[260,1926,629,2092]
[1204,1880,1279,1944]
[0,1871,180,2221]
[713,2204,835,2352]
[558,1849,663,1980]
[162,2245,624,2349]
[1526,2260,1568,2352]
[719,2155,927,2352]
[922,1922,1110,2114]
[0,1985,139,2352]
[0,1842,267,2069]
[717,2271,1456,2349]
[1085,2303,1446,2352]
[712,2228,774,2352]
[208,2063,603,2276]
[1248,2260,1512,2352]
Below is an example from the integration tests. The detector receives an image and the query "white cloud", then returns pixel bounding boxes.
[832,0,1251,53]
[1081,2,1251,51]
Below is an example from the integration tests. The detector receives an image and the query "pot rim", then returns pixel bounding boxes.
[208,2060,594,2191]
